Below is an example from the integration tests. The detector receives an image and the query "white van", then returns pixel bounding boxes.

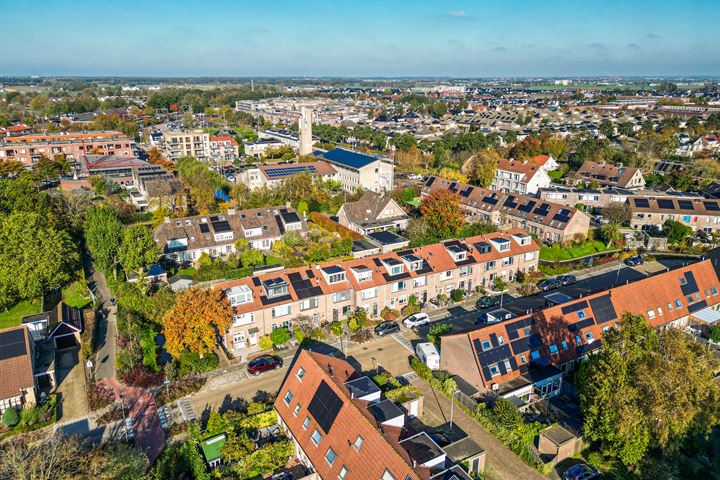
[416,342,440,371]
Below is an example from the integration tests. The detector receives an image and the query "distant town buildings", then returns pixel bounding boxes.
[0,131,136,166]
[162,130,210,162]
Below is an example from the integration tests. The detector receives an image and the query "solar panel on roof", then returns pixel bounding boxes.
[704,201,720,211]
[518,200,536,213]
[211,220,232,233]
[0,329,26,361]
[657,199,675,209]
[503,195,518,208]
[425,177,436,187]
[199,223,210,233]
[634,198,650,208]
[533,203,551,216]
[589,295,617,324]
[677,200,694,210]
[308,380,343,434]
[482,194,498,205]
[265,165,318,178]
[561,300,588,315]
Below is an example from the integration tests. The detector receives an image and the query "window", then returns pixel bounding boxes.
[284,391,293,405]
[585,332,595,343]
[296,367,305,380]
[657,307,663,316]
[519,354,527,364]
[325,447,337,466]
[361,287,378,300]
[481,340,492,351]
[687,295,695,304]
[695,293,701,301]
[647,309,656,319]
[561,340,569,350]
[503,359,512,371]
[460,266,472,276]
[302,416,310,430]
[675,299,682,308]
[311,428,323,446]
[680,276,688,285]
[489,364,500,377]
[353,435,364,451]
[293,404,301,417]
[228,285,253,305]
[272,304,291,318]
[381,470,397,480]
[667,302,674,312]
[390,265,403,276]
[575,334,583,345]
[328,272,347,284]
[712,287,718,296]
[334,290,351,303]
[531,350,540,360]
[414,276,427,287]
[339,466,348,479]
[497,336,505,345]
[391,281,407,292]
[706,289,711,298]
[232,312,254,326]
[549,344,559,355]
[440,270,454,280]
[577,310,586,319]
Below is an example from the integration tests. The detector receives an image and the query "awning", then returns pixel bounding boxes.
[689,307,720,325]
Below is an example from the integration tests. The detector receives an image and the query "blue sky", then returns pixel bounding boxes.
[1,0,718,77]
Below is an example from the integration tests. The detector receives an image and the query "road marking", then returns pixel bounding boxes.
[391,333,414,353]
[401,372,419,382]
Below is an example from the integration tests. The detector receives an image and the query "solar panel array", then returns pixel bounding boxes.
[199,223,210,233]
[0,329,26,361]
[634,198,650,208]
[211,220,232,233]
[704,201,719,211]
[561,300,588,315]
[678,200,694,210]
[518,200,537,213]
[503,195,518,209]
[589,295,617,324]
[657,199,675,209]
[265,165,317,178]
[308,380,343,434]
[533,203,551,216]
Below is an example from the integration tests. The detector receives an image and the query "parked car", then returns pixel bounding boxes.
[562,463,600,480]
[247,355,283,376]
[415,342,440,370]
[536,278,560,291]
[558,274,577,286]
[624,255,644,267]
[476,296,500,309]
[374,321,400,336]
[408,173,423,180]
[403,312,430,328]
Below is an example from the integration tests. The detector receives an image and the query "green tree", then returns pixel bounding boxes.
[464,149,499,188]
[84,206,123,272]
[2,407,19,427]
[603,202,632,225]
[599,222,622,248]
[269,327,291,346]
[117,225,161,274]
[240,248,264,268]
[427,322,451,346]
[0,212,79,307]
[663,220,692,244]
[577,313,720,467]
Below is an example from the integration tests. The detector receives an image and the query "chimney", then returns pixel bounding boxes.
[328,364,334,377]
[227,208,236,215]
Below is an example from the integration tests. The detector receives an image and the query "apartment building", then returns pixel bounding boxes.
[209,135,239,164]
[313,147,394,193]
[215,230,538,353]
[243,138,285,158]
[422,177,590,243]
[490,156,553,195]
[0,123,32,137]
[162,130,210,162]
[154,206,307,263]
[238,161,337,190]
[275,349,478,480]
[440,260,720,401]
[627,196,720,233]
[0,131,136,166]
[572,160,646,190]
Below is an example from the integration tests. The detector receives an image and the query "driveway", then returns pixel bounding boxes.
[54,347,89,422]
[89,268,117,380]
[411,378,545,480]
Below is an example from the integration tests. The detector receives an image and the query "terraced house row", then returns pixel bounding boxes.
[440,260,720,407]
[422,176,590,243]
[215,230,540,354]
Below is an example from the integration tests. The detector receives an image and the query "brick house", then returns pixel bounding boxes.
[337,191,409,235]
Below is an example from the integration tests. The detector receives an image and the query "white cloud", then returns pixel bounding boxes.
[448,10,469,18]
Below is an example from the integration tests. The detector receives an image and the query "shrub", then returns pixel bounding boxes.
[451,289,464,302]
[269,327,291,346]
[87,382,115,411]
[154,376,206,405]
[349,329,372,343]
[258,335,273,350]
[385,385,422,404]
[427,322,451,346]
[177,351,219,378]
[710,325,720,343]
[329,320,344,337]
[120,366,164,388]
[310,328,326,340]
[493,277,506,291]
[293,327,307,344]
[380,307,399,321]
[401,303,421,317]
[2,408,19,427]
[493,397,523,430]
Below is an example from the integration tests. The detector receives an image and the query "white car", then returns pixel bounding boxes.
[403,312,430,328]
[408,173,423,180]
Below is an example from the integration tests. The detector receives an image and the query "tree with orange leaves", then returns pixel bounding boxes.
[162,287,233,359]
[420,190,465,240]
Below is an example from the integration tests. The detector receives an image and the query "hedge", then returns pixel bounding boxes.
[309,212,363,240]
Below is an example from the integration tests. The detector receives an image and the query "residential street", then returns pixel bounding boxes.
[89,268,117,380]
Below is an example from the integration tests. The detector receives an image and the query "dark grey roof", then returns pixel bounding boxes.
[398,432,444,465]
[367,399,403,423]
[344,376,380,399]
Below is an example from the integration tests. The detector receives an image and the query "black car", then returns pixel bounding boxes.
[374,321,399,336]
[536,278,560,291]
[624,255,644,267]
[476,296,500,309]
[558,274,577,286]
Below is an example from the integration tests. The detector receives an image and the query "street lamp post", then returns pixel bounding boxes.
[119,392,128,441]
[449,389,461,431]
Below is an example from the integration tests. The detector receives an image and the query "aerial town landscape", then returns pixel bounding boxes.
[1,2,719,480]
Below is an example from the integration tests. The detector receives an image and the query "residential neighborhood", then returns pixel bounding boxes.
[0,2,719,480]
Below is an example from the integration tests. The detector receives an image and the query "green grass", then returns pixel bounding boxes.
[0,300,42,329]
[540,240,610,262]
[62,280,92,309]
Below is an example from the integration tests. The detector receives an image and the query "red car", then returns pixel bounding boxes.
[247,355,283,376]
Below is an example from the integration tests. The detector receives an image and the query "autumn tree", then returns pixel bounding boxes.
[603,202,632,225]
[420,190,465,241]
[577,313,720,467]
[162,287,233,359]
[463,148,500,188]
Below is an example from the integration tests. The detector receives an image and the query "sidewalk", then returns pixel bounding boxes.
[411,378,545,480]
[90,268,117,380]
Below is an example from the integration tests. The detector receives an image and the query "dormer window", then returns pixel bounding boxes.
[351,266,372,282]
[401,254,423,271]
[446,244,467,262]
[322,266,346,284]
[227,284,253,306]
[263,278,288,298]
[382,258,404,276]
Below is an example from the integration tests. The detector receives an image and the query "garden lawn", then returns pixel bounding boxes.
[63,280,93,309]
[540,240,610,262]
[0,300,41,329]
